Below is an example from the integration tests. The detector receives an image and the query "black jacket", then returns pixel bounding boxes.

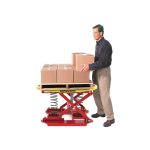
[89,37,112,70]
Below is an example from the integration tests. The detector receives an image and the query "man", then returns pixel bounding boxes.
[81,24,115,127]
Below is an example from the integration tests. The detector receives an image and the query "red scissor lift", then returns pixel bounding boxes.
[37,83,97,126]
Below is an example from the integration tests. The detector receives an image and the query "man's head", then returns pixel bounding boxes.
[92,24,104,41]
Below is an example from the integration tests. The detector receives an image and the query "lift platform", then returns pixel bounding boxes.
[37,83,97,126]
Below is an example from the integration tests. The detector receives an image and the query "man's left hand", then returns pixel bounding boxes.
[80,64,89,72]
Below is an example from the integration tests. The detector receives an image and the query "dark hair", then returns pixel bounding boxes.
[93,24,104,35]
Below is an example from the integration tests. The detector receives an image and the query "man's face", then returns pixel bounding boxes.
[93,28,102,41]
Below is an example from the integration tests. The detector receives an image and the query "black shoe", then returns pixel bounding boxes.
[91,113,105,118]
[103,119,115,127]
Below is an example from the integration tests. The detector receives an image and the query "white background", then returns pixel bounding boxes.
[0,0,150,149]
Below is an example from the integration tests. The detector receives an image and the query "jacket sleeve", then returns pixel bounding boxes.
[89,43,112,70]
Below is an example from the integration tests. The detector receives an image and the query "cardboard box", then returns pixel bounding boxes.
[72,52,85,67]
[41,64,57,83]
[75,54,94,71]
[57,64,73,83]
[73,69,90,83]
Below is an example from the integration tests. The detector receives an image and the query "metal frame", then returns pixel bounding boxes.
[37,84,97,126]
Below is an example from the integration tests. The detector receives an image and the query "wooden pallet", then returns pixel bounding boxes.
[37,82,96,92]
[41,83,92,89]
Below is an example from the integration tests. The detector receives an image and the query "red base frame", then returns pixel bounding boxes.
[42,92,93,126]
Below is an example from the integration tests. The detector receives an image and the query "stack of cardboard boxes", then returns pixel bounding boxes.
[41,53,94,84]
[73,53,94,83]
[41,64,57,83]
[57,64,73,83]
